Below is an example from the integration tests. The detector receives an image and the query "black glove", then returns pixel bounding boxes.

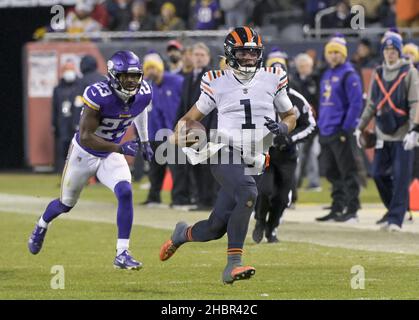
[264,116,288,136]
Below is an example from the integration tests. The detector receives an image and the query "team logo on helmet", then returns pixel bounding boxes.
[223,26,264,77]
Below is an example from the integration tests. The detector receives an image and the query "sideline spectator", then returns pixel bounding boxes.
[179,46,194,77]
[141,53,184,206]
[106,0,133,31]
[174,42,217,210]
[156,2,186,31]
[75,55,107,129]
[52,61,81,172]
[66,0,102,34]
[79,55,107,90]
[303,0,332,29]
[192,0,221,30]
[351,38,380,69]
[355,32,419,230]
[292,53,322,191]
[403,43,419,69]
[378,0,397,28]
[220,0,251,28]
[166,40,184,74]
[402,43,419,180]
[321,0,352,29]
[316,34,363,223]
[91,0,110,29]
[149,0,191,24]
[128,0,155,31]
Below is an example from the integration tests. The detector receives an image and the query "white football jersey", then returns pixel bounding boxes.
[196,67,290,154]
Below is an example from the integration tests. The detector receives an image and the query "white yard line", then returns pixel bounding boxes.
[1,193,419,255]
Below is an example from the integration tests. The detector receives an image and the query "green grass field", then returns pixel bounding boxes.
[0,173,382,204]
[1,173,419,300]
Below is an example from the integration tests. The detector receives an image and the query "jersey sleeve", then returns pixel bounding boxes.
[288,90,317,143]
[82,85,101,111]
[195,72,217,115]
[273,90,293,113]
[274,67,289,96]
[133,108,149,142]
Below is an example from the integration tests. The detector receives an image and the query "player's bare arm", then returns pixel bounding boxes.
[79,106,121,153]
[279,109,297,133]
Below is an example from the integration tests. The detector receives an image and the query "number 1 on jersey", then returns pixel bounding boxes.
[241,99,255,129]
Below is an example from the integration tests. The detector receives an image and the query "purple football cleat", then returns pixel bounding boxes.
[28,224,48,255]
[113,250,142,270]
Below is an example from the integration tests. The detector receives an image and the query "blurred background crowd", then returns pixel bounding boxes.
[0,0,418,220]
[33,0,418,38]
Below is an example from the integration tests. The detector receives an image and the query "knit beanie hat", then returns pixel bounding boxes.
[266,47,288,68]
[403,43,419,63]
[143,53,164,73]
[381,29,403,56]
[381,36,403,56]
[325,33,347,59]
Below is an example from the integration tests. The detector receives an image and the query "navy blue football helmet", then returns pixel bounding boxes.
[107,50,143,100]
[224,26,264,76]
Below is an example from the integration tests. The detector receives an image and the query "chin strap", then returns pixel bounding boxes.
[232,68,257,84]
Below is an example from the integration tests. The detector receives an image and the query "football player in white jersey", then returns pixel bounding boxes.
[159,27,296,284]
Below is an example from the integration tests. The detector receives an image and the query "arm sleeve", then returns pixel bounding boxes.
[289,95,317,143]
[407,67,419,105]
[133,107,149,142]
[407,68,419,129]
[342,72,363,132]
[195,72,216,115]
[274,68,289,96]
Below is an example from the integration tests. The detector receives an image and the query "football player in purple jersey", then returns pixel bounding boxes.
[28,51,154,270]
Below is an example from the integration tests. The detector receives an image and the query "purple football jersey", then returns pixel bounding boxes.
[77,80,152,157]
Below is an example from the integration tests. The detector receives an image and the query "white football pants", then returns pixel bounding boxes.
[60,137,131,207]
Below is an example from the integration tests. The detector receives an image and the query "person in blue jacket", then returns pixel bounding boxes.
[316,34,364,223]
[141,52,184,206]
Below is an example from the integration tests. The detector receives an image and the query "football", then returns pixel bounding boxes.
[360,130,377,149]
[184,120,206,148]
[185,119,206,134]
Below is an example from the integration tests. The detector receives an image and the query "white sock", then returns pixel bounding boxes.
[116,239,130,256]
[38,217,48,229]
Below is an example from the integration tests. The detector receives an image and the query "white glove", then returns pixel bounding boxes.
[403,131,419,150]
[354,129,362,149]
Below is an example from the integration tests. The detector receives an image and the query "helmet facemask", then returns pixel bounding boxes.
[226,44,263,81]
[108,61,143,101]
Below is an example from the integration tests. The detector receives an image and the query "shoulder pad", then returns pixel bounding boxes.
[203,70,226,82]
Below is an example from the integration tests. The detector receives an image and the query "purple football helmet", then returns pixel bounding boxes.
[107,50,143,100]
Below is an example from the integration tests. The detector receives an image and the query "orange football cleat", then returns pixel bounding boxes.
[223,265,256,284]
[159,239,178,261]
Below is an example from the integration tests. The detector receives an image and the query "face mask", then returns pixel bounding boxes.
[63,70,77,83]
[169,55,181,64]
